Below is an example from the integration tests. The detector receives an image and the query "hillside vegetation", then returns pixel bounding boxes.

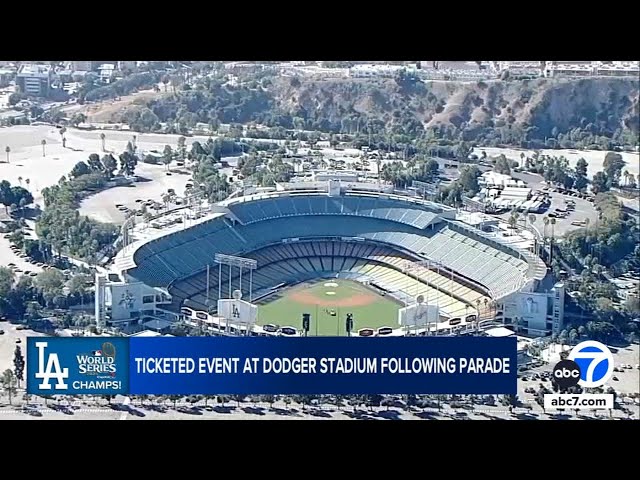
[136,73,639,149]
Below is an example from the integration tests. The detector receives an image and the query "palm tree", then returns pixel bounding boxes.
[509,209,519,230]
[161,192,171,210]
[41,139,47,157]
[25,178,30,190]
[584,217,590,231]
[60,127,67,148]
[17,176,22,186]
[4,146,9,163]
[543,215,550,241]
[622,170,629,187]
[549,217,557,265]
[100,133,106,152]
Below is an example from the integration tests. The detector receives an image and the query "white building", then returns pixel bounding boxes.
[95,273,176,329]
[349,64,417,78]
[99,64,116,83]
[500,283,566,336]
[16,64,52,96]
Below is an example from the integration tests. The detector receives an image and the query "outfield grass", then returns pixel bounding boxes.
[257,280,402,336]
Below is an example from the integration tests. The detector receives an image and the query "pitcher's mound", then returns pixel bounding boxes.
[324,282,339,288]
[325,291,336,296]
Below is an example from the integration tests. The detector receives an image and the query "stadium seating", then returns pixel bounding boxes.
[128,194,533,306]
[227,194,440,230]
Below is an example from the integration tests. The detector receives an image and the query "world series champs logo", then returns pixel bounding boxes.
[28,338,128,395]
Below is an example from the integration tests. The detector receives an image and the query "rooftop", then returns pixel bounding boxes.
[142,319,174,331]
[17,64,52,76]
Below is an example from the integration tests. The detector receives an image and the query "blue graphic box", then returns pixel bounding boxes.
[26,337,129,395]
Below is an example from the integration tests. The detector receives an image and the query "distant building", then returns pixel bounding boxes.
[95,273,177,329]
[498,61,545,77]
[501,283,566,336]
[70,60,94,72]
[117,61,137,71]
[99,64,116,83]
[16,64,52,97]
[57,69,73,83]
[0,67,15,87]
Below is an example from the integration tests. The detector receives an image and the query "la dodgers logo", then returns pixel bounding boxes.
[34,342,69,390]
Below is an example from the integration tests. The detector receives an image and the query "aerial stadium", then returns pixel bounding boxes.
[98,174,561,339]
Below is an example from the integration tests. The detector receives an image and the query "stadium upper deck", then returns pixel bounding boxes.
[114,190,546,307]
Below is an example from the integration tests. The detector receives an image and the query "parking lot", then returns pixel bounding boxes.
[0,235,46,281]
[0,322,46,374]
[78,162,193,224]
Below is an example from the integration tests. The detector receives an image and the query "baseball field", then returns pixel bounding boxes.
[256,280,403,336]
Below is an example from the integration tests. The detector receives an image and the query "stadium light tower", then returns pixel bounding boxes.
[302,313,311,337]
[213,254,258,308]
[345,313,354,337]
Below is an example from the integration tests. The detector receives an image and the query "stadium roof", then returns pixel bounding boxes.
[484,326,515,337]
[142,319,174,331]
[130,330,163,337]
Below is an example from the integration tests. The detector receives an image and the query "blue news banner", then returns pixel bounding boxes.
[26,336,517,396]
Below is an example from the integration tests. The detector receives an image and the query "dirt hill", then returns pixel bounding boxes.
[268,76,639,142]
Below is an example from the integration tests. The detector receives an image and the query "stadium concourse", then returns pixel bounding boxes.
[103,183,547,337]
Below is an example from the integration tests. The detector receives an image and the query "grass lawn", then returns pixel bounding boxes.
[257,280,403,336]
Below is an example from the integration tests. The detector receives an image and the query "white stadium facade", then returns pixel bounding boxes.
[96,176,565,338]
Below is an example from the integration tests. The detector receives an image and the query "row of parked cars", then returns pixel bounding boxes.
[7,242,53,277]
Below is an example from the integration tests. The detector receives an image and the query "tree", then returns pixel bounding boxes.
[100,132,106,152]
[8,93,22,106]
[71,161,91,178]
[69,113,86,127]
[60,126,67,148]
[494,154,511,175]
[1,369,18,405]
[163,145,173,171]
[5,146,10,163]
[41,139,47,157]
[101,154,118,179]
[67,273,92,298]
[458,165,481,194]
[119,151,137,176]
[13,345,25,388]
[568,329,578,344]
[177,136,187,159]
[602,152,625,186]
[0,266,14,301]
[575,158,588,178]
[25,178,30,190]
[592,171,609,194]
[36,268,65,298]
[87,153,103,172]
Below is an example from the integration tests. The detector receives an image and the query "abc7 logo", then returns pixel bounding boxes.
[552,360,582,389]
[553,341,614,389]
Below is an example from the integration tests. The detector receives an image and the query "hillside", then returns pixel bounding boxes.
[137,74,639,148]
[268,76,639,145]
